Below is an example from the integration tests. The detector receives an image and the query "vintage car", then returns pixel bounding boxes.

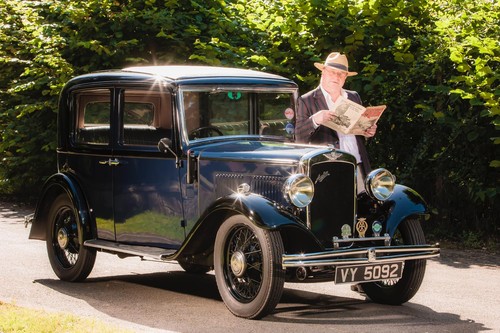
[28,65,440,319]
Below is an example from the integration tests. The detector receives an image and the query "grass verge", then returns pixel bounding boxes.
[0,301,134,333]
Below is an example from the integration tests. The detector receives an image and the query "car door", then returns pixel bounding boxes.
[68,88,116,240]
[112,87,185,248]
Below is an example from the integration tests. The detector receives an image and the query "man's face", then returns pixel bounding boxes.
[320,67,348,95]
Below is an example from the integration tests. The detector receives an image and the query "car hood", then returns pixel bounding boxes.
[187,138,323,164]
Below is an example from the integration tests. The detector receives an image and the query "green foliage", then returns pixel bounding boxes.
[0,0,498,238]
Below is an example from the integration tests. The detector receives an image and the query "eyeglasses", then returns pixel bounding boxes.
[323,68,348,78]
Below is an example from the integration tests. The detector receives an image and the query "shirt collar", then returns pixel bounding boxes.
[319,86,347,107]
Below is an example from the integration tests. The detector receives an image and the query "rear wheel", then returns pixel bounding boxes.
[214,215,285,319]
[46,194,96,282]
[361,217,427,304]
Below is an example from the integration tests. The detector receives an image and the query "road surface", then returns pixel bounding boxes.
[0,201,498,333]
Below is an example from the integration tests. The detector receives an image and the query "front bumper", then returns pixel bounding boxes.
[282,243,440,268]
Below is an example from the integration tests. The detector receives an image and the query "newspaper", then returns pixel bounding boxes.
[322,95,386,135]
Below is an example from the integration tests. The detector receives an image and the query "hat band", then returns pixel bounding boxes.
[325,62,348,72]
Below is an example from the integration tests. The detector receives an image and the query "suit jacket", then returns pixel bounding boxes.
[295,87,372,175]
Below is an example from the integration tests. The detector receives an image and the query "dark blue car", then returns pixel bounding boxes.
[29,66,439,319]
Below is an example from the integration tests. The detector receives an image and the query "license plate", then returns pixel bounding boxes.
[334,262,403,284]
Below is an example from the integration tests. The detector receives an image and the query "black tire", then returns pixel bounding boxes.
[178,261,211,274]
[214,215,285,319]
[46,194,96,282]
[361,217,427,305]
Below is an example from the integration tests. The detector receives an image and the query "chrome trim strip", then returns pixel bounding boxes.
[282,244,440,268]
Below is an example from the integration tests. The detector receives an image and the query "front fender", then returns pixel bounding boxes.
[383,184,429,236]
[29,173,93,242]
[177,192,323,262]
[208,192,303,229]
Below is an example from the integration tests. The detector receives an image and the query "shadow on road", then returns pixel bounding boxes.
[437,249,499,269]
[34,270,489,333]
[0,202,34,222]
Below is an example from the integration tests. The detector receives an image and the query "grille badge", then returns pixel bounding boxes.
[314,171,330,184]
[341,224,352,239]
[356,218,368,237]
[326,151,343,161]
[372,221,383,237]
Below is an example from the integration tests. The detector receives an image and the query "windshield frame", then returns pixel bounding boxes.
[177,85,298,149]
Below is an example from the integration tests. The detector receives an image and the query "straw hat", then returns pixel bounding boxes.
[314,52,357,76]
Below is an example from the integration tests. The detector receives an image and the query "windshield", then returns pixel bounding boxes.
[181,89,296,142]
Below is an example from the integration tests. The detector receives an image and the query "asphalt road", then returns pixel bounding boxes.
[1,201,498,333]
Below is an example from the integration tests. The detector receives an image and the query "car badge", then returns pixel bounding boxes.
[314,171,330,184]
[326,151,343,161]
[372,221,383,237]
[341,224,352,239]
[356,218,368,237]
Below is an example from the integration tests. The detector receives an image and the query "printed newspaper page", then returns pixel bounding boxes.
[322,95,386,135]
[348,105,387,135]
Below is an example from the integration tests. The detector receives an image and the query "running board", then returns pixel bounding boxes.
[84,239,177,261]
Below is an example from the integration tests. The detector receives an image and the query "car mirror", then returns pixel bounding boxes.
[158,137,173,153]
[158,138,181,168]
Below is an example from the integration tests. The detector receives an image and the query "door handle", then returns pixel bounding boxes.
[108,158,120,166]
[98,158,121,166]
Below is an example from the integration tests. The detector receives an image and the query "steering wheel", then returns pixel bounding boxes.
[188,126,223,140]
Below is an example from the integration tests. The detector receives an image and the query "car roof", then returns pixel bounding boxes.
[122,65,288,81]
[62,65,297,92]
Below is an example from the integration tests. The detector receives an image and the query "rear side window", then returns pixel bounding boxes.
[120,89,173,146]
[74,89,112,145]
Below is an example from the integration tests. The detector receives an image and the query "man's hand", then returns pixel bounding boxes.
[363,124,377,137]
[312,110,335,125]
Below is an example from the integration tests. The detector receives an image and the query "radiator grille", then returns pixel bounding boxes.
[309,161,356,248]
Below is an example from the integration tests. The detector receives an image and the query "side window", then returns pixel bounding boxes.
[74,89,112,145]
[121,90,172,146]
[258,93,295,141]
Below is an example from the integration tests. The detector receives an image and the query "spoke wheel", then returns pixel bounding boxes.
[214,215,284,319]
[46,194,96,282]
[361,217,427,304]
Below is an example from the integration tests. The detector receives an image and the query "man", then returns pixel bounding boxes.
[295,52,377,192]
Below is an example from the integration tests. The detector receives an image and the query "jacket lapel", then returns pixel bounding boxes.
[312,87,329,112]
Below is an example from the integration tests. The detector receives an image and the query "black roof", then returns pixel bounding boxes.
[63,65,297,89]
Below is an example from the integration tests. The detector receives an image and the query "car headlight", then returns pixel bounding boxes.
[365,168,396,201]
[283,174,314,208]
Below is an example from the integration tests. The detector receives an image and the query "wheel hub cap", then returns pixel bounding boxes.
[57,228,69,249]
[230,251,247,277]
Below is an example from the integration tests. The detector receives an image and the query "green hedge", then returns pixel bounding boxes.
[1,0,498,241]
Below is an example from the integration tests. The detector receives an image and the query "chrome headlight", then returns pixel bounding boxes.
[283,174,314,208]
[365,168,396,201]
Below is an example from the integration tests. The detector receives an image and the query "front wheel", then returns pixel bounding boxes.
[214,215,285,319]
[361,217,427,304]
[46,194,96,282]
